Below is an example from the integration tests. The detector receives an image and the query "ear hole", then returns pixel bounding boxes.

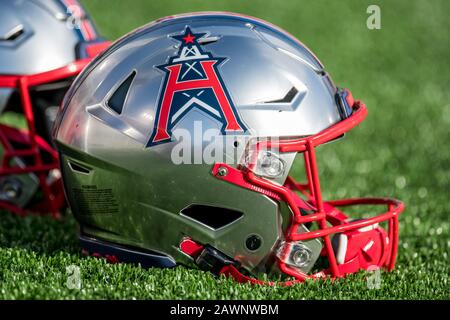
[106,71,136,114]
[180,204,244,230]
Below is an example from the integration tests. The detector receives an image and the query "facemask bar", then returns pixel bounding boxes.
[0,59,92,217]
[210,89,404,282]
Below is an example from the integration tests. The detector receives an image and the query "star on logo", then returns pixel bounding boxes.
[182,33,195,44]
[172,27,206,46]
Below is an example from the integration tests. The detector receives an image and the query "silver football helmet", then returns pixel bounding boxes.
[0,0,109,217]
[54,12,404,283]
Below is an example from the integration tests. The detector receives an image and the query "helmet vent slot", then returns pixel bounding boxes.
[68,160,91,174]
[263,86,298,103]
[180,204,244,230]
[2,25,24,41]
[106,71,136,115]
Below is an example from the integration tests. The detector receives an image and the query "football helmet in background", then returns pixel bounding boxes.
[0,0,109,217]
[53,12,404,284]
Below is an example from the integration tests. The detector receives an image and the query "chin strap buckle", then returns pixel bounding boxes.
[179,237,308,286]
[179,238,238,276]
[195,244,238,275]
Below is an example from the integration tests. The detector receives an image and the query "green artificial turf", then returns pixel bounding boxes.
[0,0,448,299]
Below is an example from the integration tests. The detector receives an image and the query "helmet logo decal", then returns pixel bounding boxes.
[146,26,247,147]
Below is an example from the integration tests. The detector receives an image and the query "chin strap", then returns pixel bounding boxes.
[179,238,320,286]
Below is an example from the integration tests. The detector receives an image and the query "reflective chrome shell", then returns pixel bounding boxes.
[54,12,343,274]
[0,0,99,112]
[0,0,81,75]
